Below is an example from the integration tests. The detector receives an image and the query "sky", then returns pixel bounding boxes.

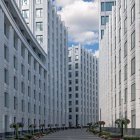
[55,0,99,53]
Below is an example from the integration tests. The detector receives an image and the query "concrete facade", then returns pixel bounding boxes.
[15,0,68,127]
[68,45,99,127]
[0,0,48,133]
[99,0,140,129]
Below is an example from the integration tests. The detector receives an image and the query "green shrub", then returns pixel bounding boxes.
[124,136,140,140]
[24,134,33,139]
[110,133,121,138]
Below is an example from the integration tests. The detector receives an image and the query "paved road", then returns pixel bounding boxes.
[39,129,103,140]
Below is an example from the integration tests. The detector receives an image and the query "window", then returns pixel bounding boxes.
[69,101,72,106]
[69,108,72,112]
[21,100,25,112]
[14,96,17,110]
[14,33,18,50]
[131,57,135,75]
[124,88,127,104]
[4,22,9,38]
[75,79,78,84]
[4,45,9,61]
[119,28,121,42]
[75,86,78,91]
[36,35,43,45]
[21,64,25,76]
[4,92,9,108]
[101,2,114,11]
[28,102,30,113]
[124,18,127,34]
[69,87,72,92]
[131,83,135,101]
[68,57,71,62]
[75,71,78,77]
[119,70,121,84]
[101,16,109,25]
[28,86,31,97]
[131,5,135,24]
[14,76,18,90]
[75,100,78,105]
[124,41,127,57]
[119,49,121,63]
[75,48,78,54]
[69,65,72,70]
[36,0,42,4]
[36,22,43,31]
[36,8,43,18]
[22,10,29,19]
[101,30,104,39]
[124,65,127,80]
[75,63,78,69]
[69,94,72,99]
[13,56,17,70]
[68,72,72,78]
[4,69,8,84]
[22,0,29,5]
[28,70,31,81]
[21,45,25,58]
[69,80,72,85]
[69,115,72,119]
[39,79,41,88]
[21,82,25,94]
[131,31,135,49]
[75,107,79,112]
[75,93,78,98]
[119,91,121,106]
[28,53,31,65]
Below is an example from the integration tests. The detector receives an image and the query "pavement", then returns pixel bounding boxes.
[39,129,103,140]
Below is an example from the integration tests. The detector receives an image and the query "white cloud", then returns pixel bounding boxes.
[57,0,99,46]
[94,50,99,57]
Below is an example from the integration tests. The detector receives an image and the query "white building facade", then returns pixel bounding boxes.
[0,0,48,135]
[100,0,140,130]
[99,0,116,126]
[68,45,99,127]
[15,0,68,127]
[99,0,116,40]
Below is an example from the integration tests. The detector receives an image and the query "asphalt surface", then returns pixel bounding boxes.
[39,129,103,140]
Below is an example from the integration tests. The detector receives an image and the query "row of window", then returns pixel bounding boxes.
[22,8,43,19]
[4,93,46,114]
[4,45,46,78]
[22,0,42,6]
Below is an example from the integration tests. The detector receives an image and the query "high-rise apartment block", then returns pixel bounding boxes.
[16,0,68,127]
[0,0,48,134]
[99,0,140,132]
[68,45,99,127]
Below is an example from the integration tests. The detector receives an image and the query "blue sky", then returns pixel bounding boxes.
[56,0,99,52]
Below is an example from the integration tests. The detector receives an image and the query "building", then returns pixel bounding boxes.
[100,0,140,132]
[15,0,68,127]
[68,45,99,127]
[0,0,48,135]
[99,0,116,40]
[99,0,116,125]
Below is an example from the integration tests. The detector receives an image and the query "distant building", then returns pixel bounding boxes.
[68,45,99,127]
[15,0,68,127]
[0,0,47,134]
[100,0,140,131]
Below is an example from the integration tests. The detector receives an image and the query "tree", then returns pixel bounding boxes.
[87,122,92,129]
[115,118,130,138]
[10,123,20,139]
[97,121,105,132]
